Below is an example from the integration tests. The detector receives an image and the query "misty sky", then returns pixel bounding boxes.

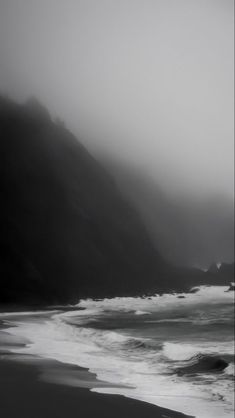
[0,0,234,198]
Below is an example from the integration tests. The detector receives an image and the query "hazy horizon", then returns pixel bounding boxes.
[0,0,234,199]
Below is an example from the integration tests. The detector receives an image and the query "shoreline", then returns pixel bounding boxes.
[0,287,233,418]
[0,356,192,418]
[0,319,192,418]
[1,291,233,418]
[1,291,234,418]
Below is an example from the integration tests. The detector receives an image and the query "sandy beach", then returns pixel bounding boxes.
[0,356,190,418]
[0,317,192,418]
[1,289,233,418]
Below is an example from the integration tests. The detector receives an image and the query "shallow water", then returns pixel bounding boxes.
[1,286,234,418]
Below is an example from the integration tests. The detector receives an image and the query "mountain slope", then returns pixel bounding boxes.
[0,98,232,306]
[0,97,168,305]
[103,161,234,269]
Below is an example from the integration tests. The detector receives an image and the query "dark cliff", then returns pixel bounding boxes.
[0,98,232,307]
[0,97,168,305]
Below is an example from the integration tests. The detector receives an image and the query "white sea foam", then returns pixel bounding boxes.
[76,286,234,315]
[2,286,234,418]
[224,363,235,377]
[4,317,234,418]
[163,341,234,361]
[0,310,58,318]
[134,310,150,315]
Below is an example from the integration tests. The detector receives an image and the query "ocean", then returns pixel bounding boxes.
[1,285,234,418]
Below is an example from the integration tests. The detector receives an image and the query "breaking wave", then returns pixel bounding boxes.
[2,285,234,418]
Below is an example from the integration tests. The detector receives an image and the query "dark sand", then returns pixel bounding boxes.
[0,315,193,418]
[0,357,192,418]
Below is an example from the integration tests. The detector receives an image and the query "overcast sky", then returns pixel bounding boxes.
[0,0,234,198]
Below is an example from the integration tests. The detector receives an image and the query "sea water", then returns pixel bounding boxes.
[2,286,234,418]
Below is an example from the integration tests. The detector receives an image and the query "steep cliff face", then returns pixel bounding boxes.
[0,98,167,305]
[1,98,232,306]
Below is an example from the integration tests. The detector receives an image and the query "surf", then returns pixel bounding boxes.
[1,285,234,418]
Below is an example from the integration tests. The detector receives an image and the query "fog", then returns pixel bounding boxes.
[0,0,234,198]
